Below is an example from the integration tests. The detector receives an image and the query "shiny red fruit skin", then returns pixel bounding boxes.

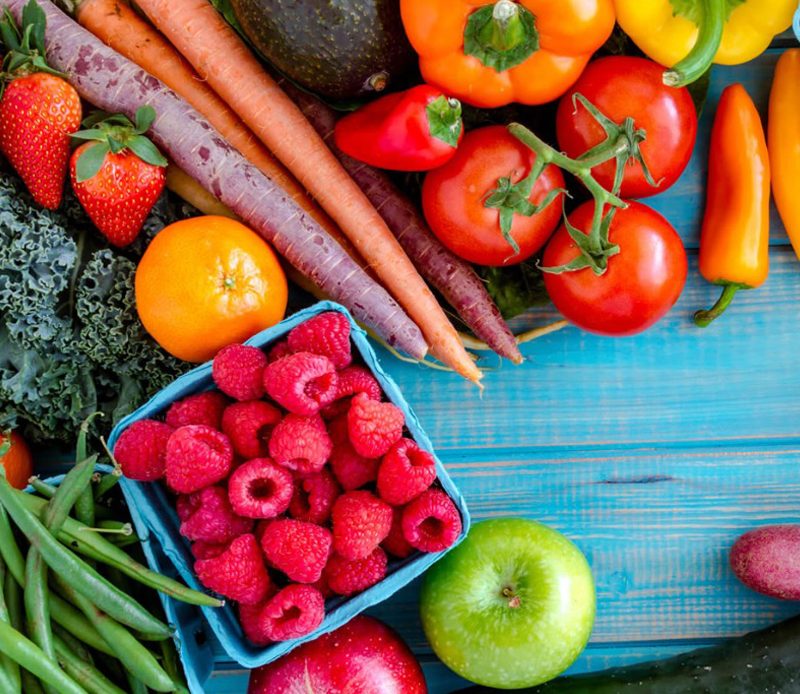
[69,145,166,247]
[556,56,697,199]
[542,200,687,336]
[0,73,81,209]
[422,125,565,266]
[247,616,427,694]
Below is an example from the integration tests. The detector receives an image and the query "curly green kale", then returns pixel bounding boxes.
[0,167,191,444]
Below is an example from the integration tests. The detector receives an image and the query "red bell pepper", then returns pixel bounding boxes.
[333,85,463,172]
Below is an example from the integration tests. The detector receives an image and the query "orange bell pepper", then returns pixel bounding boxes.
[769,49,800,263]
[695,84,770,327]
[399,0,615,108]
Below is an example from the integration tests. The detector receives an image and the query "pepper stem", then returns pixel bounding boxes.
[463,1,539,73]
[663,0,725,87]
[694,283,740,327]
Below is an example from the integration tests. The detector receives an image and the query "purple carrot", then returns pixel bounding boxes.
[10,0,427,360]
[279,80,522,364]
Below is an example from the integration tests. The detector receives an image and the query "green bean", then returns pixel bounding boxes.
[161,639,190,694]
[93,471,121,501]
[0,558,21,694]
[25,454,98,679]
[0,504,24,585]
[124,671,150,694]
[0,620,88,694]
[53,634,126,694]
[53,624,94,665]
[7,570,45,694]
[52,575,175,693]
[0,476,171,637]
[28,478,57,499]
[21,671,46,694]
[92,652,127,688]
[16,490,222,607]
[49,594,115,656]
[74,414,103,527]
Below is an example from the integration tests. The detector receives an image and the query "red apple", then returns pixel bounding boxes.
[247,616,427,693]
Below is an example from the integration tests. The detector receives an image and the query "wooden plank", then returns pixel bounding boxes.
[373,247,800,453]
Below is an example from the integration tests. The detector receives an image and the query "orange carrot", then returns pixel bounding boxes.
[134,0,481,384]
[73,0,356,267]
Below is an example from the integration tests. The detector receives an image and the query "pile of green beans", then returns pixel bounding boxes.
[0,425,222,694]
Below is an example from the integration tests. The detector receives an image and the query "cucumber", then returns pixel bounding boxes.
[229,0,416,101]
[456,615,800,693]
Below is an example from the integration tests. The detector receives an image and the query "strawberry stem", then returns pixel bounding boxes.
[72,106,167,182]
[0,0,64,90]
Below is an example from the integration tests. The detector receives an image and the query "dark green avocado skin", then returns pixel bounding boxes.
[230,0,417,101]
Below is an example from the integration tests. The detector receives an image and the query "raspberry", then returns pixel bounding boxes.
[266,340,293,363]
[260,519,332,583]
[331,491,392,561]
[194,534,272,605]
[263,352,338,416]
[269,414,332,475]
[165,425,234,494]
[321,366,382,419]
[238,602,272,646]
[377,438,437,506]
[240,584,325,643]
[289,468,340,524]
[221,401,282,459]
[310,573,334,600]
[114,419,173,482]
[212,344,268,401]
[178,486,253,544]
[191,541,228,560]
[347,393,404,458]
[165,391,228,430]
[328,416,378,491]
[227,458,293,519]
[287,311,352,369]
[382,507,414,559]
[401,489,462,553]
[324,548,387,596]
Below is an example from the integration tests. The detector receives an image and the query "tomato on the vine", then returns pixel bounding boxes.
[542,200,687,336]
[422,125,565,267]
[556,56,698,199]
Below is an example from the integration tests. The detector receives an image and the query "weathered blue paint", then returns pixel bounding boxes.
[205,50,800,692]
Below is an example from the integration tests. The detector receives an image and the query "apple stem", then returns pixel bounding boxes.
[502,586,521,609]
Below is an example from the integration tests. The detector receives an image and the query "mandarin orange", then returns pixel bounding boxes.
[135,216,288,362]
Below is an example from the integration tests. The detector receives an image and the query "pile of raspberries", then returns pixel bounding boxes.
[113,312,462,645]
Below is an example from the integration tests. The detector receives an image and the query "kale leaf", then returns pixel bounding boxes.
[0,167,190,444]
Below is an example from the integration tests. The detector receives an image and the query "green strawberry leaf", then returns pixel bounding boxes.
[127,135,167,167]
[70,128,108,142]
[21,0,46,58]
[134,105,156,134]
[75,142,109,183]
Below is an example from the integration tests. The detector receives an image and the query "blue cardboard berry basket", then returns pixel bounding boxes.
[107,300,471,670]
[28,466,213,694]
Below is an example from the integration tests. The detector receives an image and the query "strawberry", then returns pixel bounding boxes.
[0,2,81,209]
[70,106,167,247]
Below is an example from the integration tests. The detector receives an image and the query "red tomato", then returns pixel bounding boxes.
[542,200,687,336]
[556,57,697,199]
[422,125,565,266]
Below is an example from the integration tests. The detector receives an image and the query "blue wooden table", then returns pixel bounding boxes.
[205,47,800,692]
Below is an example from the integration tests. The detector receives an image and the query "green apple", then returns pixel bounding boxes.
[420,517,595,689]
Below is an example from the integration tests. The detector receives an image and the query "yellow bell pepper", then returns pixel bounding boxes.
[615,0,796,86]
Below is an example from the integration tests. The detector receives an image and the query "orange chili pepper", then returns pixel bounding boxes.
[695,83,770,327]
[769,49,800,263]
[399,0,615,108]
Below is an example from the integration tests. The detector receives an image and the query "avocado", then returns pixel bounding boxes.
[230,0,417,102]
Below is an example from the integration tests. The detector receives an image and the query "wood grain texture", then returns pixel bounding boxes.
[202,50,800,693]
